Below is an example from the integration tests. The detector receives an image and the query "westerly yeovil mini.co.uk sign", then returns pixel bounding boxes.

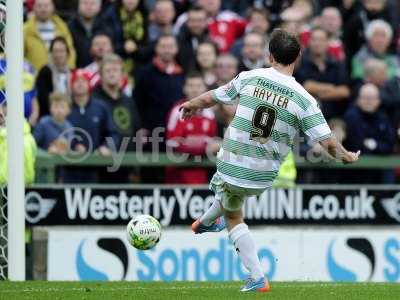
[24,185,400,226]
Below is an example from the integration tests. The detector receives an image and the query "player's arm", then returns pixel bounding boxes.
[180,90,217,120]
[299,94,359,164]
[319,136,360,164]
[181,73,242,120]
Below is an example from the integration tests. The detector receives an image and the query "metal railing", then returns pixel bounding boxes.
[35,150,400,183]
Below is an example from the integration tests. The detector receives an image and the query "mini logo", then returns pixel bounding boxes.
[25,191,56,223]
[381,193,400,222]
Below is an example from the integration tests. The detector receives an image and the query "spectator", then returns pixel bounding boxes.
[165,73,218,184]
[92,54,142,182]
[0,56,39,127]
[343,0,396,61]
[343,83,395,183]
[380,72,400,129]
[351,58,389,100]
[177,5,210,72]
[148,0,175,42]
[36,37,72,118]
[351,20,398,81]
[84,33,131,95]
[84,33,114,88]
[302,7,345,61]
[238,32,267,72]
[174,0,247,52]
[92,54,141,148]
[344,83,395,155]
[103,0,149,77]
[66,69,117,183]
[0,102,37,186]
[319,7,345,61]
[280,0,314,38]
[33,92,73,154]
[135,34,184,133]
[317,0,363,22]
[68,69,116,155]
[24,0,76,71]
[363,58,388,88]
[231,7,271,59]
[212,54,239,136]
[214,53,238,87]
[195,42,218,88]
[68,0,107,68]
[295,27,350,120]
[252,0,292,23]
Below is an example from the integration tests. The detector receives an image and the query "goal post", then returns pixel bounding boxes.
[5,0,25,281]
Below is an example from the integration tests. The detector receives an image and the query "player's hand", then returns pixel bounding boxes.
[179,102,197,120]
[342,150,361,164]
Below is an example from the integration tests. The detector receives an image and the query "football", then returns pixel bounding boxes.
[126,215,162,250]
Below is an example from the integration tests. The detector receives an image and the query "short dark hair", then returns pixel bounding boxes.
[188,4,206,14]
[310,26,329,37]
[157,33,177,44]
[247,7,270,20]
[50,36,70,55]
[49,92,71,106]
[91,31,112,43]
[269,29,301,66]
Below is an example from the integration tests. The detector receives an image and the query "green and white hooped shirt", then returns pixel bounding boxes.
[213,67,332,189]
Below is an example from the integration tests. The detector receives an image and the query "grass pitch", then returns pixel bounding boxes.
[0,281,399,300]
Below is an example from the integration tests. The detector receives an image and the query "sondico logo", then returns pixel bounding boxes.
[74,237,276,281]
[76,238,128,281]
[25,192,56,223]
[327,238,375,281]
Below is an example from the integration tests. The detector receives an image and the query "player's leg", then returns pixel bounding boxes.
[199,198,223,226]
[223,207,269,292]
[191,198,225,233]
[192,173,226,234]
[220,184,269,292]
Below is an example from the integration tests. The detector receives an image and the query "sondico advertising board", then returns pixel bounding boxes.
[47,228,400,282]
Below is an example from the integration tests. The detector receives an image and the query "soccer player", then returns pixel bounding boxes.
[180,29,360,292]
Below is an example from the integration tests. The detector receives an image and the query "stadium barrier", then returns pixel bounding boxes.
[26,185,400,282]
[35,150,400,183]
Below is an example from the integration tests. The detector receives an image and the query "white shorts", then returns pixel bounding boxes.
[209,173,265,212]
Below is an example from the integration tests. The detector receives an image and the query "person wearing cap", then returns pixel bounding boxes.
[68,69,118,156]
[64,69,118,183]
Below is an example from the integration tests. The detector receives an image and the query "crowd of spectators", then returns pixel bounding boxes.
[2,0,400,184]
